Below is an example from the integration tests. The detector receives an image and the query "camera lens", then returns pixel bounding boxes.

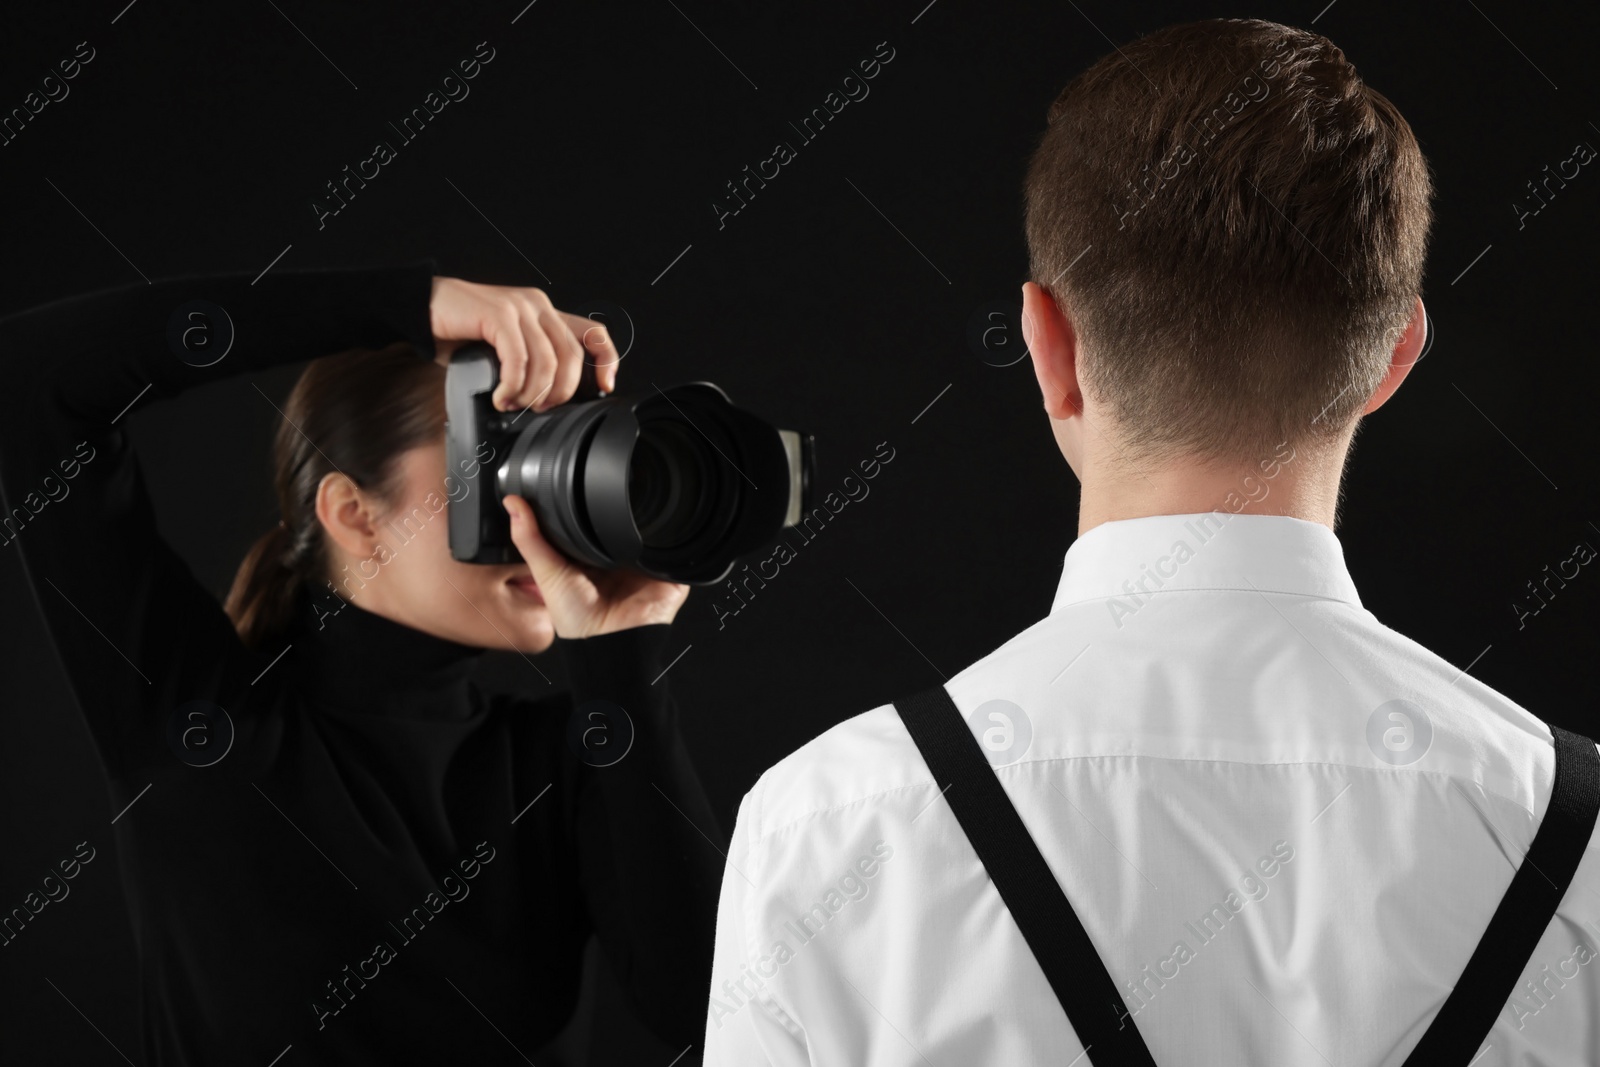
[451,341,812,584]
[630,420,717,549]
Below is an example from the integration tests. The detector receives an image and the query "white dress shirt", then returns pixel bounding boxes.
[703,512,1600,1067]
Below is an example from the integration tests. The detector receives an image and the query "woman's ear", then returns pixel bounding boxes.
[314,471,382,559]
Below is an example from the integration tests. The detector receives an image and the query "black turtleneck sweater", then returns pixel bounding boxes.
[0,262,725,1064]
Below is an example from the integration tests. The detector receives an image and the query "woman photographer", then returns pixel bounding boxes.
[0,261,723,1064]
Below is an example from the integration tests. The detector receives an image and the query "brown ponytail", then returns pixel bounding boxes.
[224,341,445,649]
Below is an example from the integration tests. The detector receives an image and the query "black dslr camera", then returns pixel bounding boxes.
[444,342,815,585]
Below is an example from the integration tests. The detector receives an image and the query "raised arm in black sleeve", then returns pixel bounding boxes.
[0,262,437,780]
[559,622,727,1045]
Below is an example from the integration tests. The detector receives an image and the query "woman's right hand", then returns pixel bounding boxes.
[428,277,620,412]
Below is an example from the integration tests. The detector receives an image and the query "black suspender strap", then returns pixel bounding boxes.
[893,684,1158,1067]
[894,683,1600,1067]
[1401,724,1600,1065]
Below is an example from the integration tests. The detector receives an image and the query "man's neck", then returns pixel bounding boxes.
[1075,443,1347,538]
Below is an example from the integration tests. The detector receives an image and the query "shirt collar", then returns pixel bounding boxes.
[1050,512,1363,615]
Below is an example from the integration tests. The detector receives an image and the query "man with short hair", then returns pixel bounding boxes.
[703,17,1599,1067]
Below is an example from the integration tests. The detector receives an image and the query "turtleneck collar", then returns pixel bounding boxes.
[283,579,487,720]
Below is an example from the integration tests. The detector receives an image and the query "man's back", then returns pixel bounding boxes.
[703,513,1600,1066]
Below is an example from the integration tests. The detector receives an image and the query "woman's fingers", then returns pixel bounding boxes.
[541,305,585,410]
[430,277,609,411]
[487,294,530,412]
[559,311,620,393]
[504,494,592,608]
[503,493,690,638]
[504,495,558,573]
[513,294,559,413]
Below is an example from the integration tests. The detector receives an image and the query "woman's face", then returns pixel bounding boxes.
[315,439,555,653]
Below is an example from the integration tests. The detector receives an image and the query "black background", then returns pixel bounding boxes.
[1,1,1596,1063]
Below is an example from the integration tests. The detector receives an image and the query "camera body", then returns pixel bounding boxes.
[445,342,814,586]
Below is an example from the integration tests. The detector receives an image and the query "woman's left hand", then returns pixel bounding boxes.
[502,494,690,638]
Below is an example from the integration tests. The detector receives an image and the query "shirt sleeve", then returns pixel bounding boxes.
[0,262,437,781]
[703,779,809,1066]
[557,621,728,1047]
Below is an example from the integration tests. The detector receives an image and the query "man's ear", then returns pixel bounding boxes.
[1362,295,1427,416]
[315,471,382,559]
[1021,281,1083,420]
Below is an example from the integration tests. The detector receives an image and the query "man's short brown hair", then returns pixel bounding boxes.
[1023,17,1433,466]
